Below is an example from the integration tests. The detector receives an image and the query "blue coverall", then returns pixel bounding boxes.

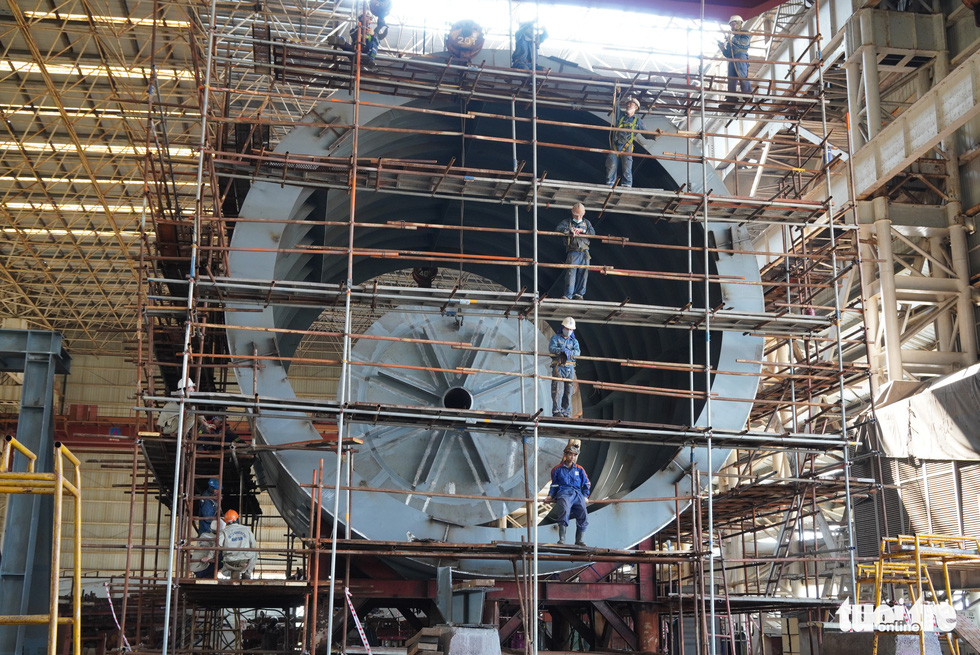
[199,490,217,536]
[727,31,752,94]
[549,461,591,531]
[549,331,580,417]
[351,20,379,62]
[606,109,645,187]
[555,217,595,299]
[512,25,545,69]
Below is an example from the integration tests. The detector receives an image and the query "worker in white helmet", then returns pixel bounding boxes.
[719,15,753,107]
[544,440,591,545]
[548,317,581,417]
[605,95,645,188]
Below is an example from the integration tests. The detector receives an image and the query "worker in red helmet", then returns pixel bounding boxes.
[217,509,258,579]
[544,441,591,545]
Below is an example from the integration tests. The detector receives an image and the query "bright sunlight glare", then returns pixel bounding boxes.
[389,0,730,70]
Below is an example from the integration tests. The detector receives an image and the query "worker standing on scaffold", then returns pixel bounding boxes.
[555,202,594,300]
[549,317,580,418]
[606,95,645,188]
[512,21,547,70]
[720,15,752,108]
[545,440,591,545]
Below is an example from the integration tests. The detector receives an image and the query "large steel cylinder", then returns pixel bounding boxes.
[227,51,762,575]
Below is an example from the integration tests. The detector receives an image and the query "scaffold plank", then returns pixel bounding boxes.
[154,392,851,451]
[165,277,834,337]
[212,152,830,227]
[267,43,820,120]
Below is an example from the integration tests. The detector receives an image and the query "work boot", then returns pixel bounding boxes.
[575,529,586,546]
[557,525,566,545]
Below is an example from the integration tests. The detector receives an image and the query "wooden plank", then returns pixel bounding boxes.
[955,611,980,652]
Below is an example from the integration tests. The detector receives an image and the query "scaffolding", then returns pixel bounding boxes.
[127,0,881,653]
[0,436,82,655]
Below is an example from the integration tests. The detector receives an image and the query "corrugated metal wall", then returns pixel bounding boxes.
[858,458,980,559]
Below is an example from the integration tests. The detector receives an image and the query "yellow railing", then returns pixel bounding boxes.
[0,436,82,655]
[859,534,980,655]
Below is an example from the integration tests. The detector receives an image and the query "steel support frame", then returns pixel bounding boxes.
[0,330,71,655]
[848,43,980,382]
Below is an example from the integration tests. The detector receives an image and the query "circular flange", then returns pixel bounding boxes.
[226,50,764,575]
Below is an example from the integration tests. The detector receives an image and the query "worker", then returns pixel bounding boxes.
[350,11,381,70]
[605,95,645,188]
[512,21,547,70]
[720,15,752,107]
[549,317,580,418]
[545,441,591,545]
[197,478,220,535]
[188,536,216,579]
[217,510,258,579]
[555,203,595,300]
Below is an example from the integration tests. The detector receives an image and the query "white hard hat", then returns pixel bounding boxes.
[562,317,576,330]
[729,15,744,23]
[624,95,640,108]
[177,377,195,390]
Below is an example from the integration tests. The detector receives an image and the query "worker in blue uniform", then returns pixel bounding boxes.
[606,95,645,187]
[198,478,220,535]
[720,15,752,105]
[350,11,382,69]
[545,442,591,545]
[555,203,595,300]
[512,21,547,70]
[548,317,580,418]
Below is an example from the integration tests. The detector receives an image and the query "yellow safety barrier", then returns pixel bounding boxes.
[859,534,980,655]
[0,436,82,655]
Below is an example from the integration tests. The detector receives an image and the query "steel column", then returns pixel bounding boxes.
[859,44,882,142]
[948,224,978,361]
[0,330,71,655]
[872,200,906,382]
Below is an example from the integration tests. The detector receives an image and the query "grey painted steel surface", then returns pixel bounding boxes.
[226,51,763,575]
[0,330,70,655]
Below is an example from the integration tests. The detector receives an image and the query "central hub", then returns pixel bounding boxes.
[344,306,564,526]
[443,386,473,410]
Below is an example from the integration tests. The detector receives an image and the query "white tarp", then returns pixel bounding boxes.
[872,362,980,461]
